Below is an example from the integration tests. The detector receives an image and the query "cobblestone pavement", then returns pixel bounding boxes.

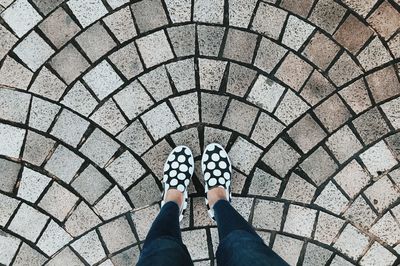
[0,0,399,265]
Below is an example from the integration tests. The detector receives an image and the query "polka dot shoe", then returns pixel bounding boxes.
[161,145,194,222]
[202,143,232,220]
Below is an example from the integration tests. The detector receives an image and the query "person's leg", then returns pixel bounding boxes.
[212,197,289,266]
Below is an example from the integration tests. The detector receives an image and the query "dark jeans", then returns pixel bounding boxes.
[137,200,288,266]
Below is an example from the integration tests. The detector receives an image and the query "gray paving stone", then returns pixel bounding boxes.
[13,31,54,71]
[344,195,377,229]
[364,175,399,213]
[301,147,338,185]
[199,58,227,91]
[262,138,301,177]
[131,204,159,240]
[79,128,120,167]
[45,144,84,183]
[193,0,224,24]
[315,181,349,214]
[282,15,314,51]
[61,81,99,117]
[142,139,172,178]
[275,52,313,92]
[370,211,400,245]
[103,6,137,43]
[50,44,90,84]
[37,220,72,256]
[360,242,397,266]
[47,247,84,266]
[340,0,377,17]
[314,211,345,245]
[0,123,26,158]
[330,255,355,266]
[76,22,117,62]
[83,60,124,100]
[303,243,332,266]
[182,229,209,260]
[106,151,145,189]
[90,99,127,135]
[0,230,21,265]
[39,7,80,48]
[0,193,19,226]
[67,0,108,28]
[353,108,390,145]
[360,141,398,178]
[386,133,400,160]
[0,24,17,59]
[0,88,30,124]
[29,66,67,101]
[226,63,257,97]
[197,25,225,56]
[65,201,101,237]
[99,216,136,253]
[251,2,287,40]
[201,93,229,125]
[139,65,173,101]
[249,168,281,197]
[339,79,372,114]
[51,109,90,147]
[105,0,128,9]
[284,205,317,238]
[302,31,341,71]
[167,24,195,57]
[0,56,33,90]
[366,65,400,104]
[9,203,48,242]
[166,58,196,92]
[172,128,201,157]
[254,37,287,73]
[326,126,363,164]
[247,75,285,112]
[71,230,106,265]
[114,81,154,120]
[17,167,50,203]
[287,114,327,153]
[252,199,284,230]
[203,127,231,148]
[71,164,111,204]
[136,30,174,68]
[357,37,392,72]
[164,0,191,23]
[229,0,257,27]
[109,41,144,80]
[141,102,180,141]
[31,0,64,15]
[274,90,310,125]
[223,99,258,135]
[272,234,303,265]
[282,173,316,203]
[13,243,47,266]
[110,245,141,265]
[328,52,363,87]
[308,0,346,34]
[192,197,213,227]
[0,158,20,193]
[334,224,370,261]
[128,175,160,208]
[228,137,263,174]
[334,160,370,199]
[314,94,352,132]
[300,70,335,106]
[0,0,42,37]
[223,28,258,64]
[131,0,168,33]
[251,112,285,147]
[94,186,131,220]
[117,119,153,155]
[39,182,79,221]
[382,96,400,130]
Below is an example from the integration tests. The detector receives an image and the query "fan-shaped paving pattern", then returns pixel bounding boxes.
[0,0,399,265]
